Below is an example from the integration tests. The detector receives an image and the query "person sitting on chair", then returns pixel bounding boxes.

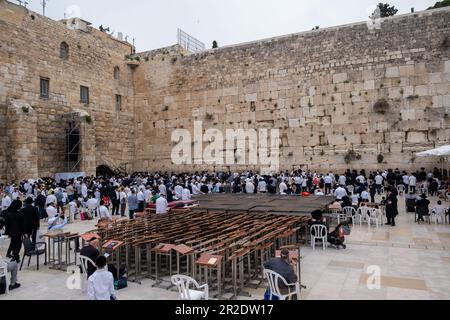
[263,248,298,299]
[80,236,125,280]
[415,194,430,224]
[0,251,21,291]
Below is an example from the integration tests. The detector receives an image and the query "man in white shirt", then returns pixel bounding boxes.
[258,179,267,193]
[48,215,68,231]
[69,200,78,221]
[174,184,183,200]
[137,188,145,212]
[144,187,152,204]
[1,193,12,212]
[334,186,347,200]
[356,175,365,185]
[46,204,58,219]
[409,175,417,194]
[375,173,384,195]
[245,181,255,194]
[87,256,117,301]
[11,188,20,201]
[338,175,346,187]
[158,183,167,196]
[81,183,88,200]
[98,200,112,222]
[155,194,168,215]
[323,174,333,195]
[360,189,370,203]
[279,181,288,195]
[86,197,99,217]
[182,187,191,201]
[402,173,410,190]
[46,192,57,207]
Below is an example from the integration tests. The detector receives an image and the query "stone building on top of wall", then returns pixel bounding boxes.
[0,0,449,182]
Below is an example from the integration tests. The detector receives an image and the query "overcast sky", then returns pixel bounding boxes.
[18,0,437,52]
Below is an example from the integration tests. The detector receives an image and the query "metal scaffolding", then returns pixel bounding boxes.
[63,112,85,173]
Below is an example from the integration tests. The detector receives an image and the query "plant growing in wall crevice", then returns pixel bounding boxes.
[85,114,92,124]
[22,106,29,113]
[344,149,361,164]
[373,98,390,114]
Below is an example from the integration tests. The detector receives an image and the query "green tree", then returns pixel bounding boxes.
[376,3,398,17]
[428,0,450,9]
[212,40,218,49]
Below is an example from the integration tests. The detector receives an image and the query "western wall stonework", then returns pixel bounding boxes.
[133,8,450,173]
[1,0,450,181]
[0,0,136,182]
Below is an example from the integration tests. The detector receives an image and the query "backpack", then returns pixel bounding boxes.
[114,277,127,290]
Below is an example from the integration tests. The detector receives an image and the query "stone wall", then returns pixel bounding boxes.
[0,102,7,182]
[133,8,450,173]
[1,0,450,181]
[6,99,39,181]
[0,0,136,180]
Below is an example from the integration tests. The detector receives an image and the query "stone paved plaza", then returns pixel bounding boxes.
[1,193,449,301]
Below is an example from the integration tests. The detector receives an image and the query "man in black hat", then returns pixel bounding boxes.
[415,193,430,224]
[21,197,40,244]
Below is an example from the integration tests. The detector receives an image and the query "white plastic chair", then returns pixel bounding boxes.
[367,208,381,230]
[397,185,405,197]
[357,206,369,226]
[310,224,327,250]
[431,209,445,225]
[171,275,209,300]
[79,255,96,292]
[342,206,357,225]
[0,261,9,295]
[263,269,300,301]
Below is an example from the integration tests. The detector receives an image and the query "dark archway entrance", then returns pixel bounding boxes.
[96,165,115,177]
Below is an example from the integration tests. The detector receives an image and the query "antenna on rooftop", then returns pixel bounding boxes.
[41,0,49,16]
[16,0,29,7]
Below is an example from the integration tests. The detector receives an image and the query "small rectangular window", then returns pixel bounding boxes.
[80,86,89,104]
[40,77,49,98]
[115,94,122,111]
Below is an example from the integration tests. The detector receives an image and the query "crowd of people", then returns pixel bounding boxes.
[0,166,449,297]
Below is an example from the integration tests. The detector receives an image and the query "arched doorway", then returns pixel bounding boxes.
[96,165,115,177]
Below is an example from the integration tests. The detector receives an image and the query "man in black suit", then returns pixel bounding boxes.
[263,249,298,299]
[80,237,100,278]
[5,200,24,262]
[21,197,40,244]
[80,236,123,280]
[111,186,120,216]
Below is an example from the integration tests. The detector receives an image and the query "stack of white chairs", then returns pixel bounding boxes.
[367,207,382,230]
[431,208,445,225]
[310,224,327,251]
[356,206,369,226]
[342,206,357,225]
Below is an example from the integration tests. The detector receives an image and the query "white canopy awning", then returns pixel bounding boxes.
[416,145,450,157]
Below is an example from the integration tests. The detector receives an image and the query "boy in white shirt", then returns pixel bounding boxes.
[87,256,117,301]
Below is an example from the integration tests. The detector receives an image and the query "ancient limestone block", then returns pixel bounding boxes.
[407,131,428,143]
[386,67,399,78]
[333,73,348,83]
